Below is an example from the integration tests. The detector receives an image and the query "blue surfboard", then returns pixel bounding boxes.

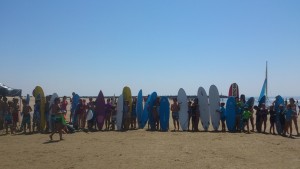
[148,92,157,130]
[226,97,236,132]
[137,90,143,128]
[275,95,284,134]
[159,96,170,132]
[141,95,151,129]
[26,94,30,105]
[71,94,80,124]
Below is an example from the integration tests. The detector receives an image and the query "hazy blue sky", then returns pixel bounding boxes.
[1,0,299,97]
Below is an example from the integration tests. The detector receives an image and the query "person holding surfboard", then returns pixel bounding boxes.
[130,97,137,129]
[242,106,251,134]
[122,100,130,130]
[218,102,226,132]
[235,97,242,132]
[171,98,180,131]
[191,98,200,132]
[105,98,112,130]
[260,103,268,133]
[12,98,20,132]
[49,97,65,141]
[152,97,160,131]
[269,105,276,135]
[289,98,299,136]
[187,100,192,131]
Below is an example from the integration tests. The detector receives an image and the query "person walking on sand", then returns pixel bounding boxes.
[289,98,299,136]
[49,98,65,141]
[171,98,180,131]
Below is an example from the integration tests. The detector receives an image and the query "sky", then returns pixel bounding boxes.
[0,0,300,97]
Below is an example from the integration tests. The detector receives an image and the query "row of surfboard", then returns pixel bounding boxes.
[31,83,287,133]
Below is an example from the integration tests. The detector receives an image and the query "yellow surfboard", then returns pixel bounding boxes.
[122,86,132,130]
[32,86,46,131]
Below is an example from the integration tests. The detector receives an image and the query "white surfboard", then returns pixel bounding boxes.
[116,94,124,130]
[86,110,93,121]
[49,93,58,130]
[178,88,188,131]
[198,87,210,131]
[209,85,220,131]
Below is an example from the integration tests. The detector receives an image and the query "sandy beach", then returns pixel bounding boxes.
[1,97,300,169]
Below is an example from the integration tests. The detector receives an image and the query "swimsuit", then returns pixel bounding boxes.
[172,112,179,120]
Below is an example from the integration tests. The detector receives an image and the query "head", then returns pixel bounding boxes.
[279,104,284,109]
[54,97,60,104]
[22,99,26,104]
[173,98,177,103]
[261,103,266,108]
[107,98,111,103]
[8,101,13,107]
[72,92,75,96]
[235,97,239,102]
[89,98,93,102]
[3,97,7,102]
[13,98,19,104]
[221,102,225,107]
[63,96,67,101]
[79,99,83,104]
[194,98,198,104]
[289,98,295,104]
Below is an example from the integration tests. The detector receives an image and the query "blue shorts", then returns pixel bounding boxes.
[172,112,179,120]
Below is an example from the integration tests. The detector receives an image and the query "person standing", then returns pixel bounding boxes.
[171,98,180,131]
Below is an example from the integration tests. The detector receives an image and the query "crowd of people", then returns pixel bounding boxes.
[0,94,299,141]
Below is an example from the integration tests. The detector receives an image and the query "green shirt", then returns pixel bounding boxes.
[242,110,251,120]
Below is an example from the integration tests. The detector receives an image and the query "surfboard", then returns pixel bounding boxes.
[86,110,93,121]
[209,85,220,131]
[26,94,30,105]
[122,86,132,130]
[148,92,158,130]
[178,88,188,131]
[159,96,170,132]
[95,90,106,130]
[32,86,46,130]
[228,83,239,97]
[226,96,236,132]
[246,97,255,108]
[136,90,143,128]
[198,87,210,131]
[140,95,151,129]
[274,95,284,134]
[49,93,58,131]
[116,94,124,130]
[71,94,80,124]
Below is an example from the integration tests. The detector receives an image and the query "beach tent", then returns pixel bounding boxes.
[0,83,22,97]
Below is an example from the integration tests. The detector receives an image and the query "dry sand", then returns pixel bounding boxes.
[0,97,299,169]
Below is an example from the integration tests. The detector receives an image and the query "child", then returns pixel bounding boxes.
[130,97,137,129]
[283,104,293,138]
[110,105,117,130]
[12,98,20,132]
[242,106,252,134]
[191,98,200,132]
[75,99,84,130]
[60,96,68,119]
[81,99,87,129]
[269,105,276,135]
[21,99,32,134]
[87,98,95,130]
[45,96,51,133]
[218,102,226,132]
[171,98,180,131]
[105,98,112,130]
[49,98,65,141]
[278,104,286,135]
[4,101,14,134]
[235,97,242,132]
[289,98,299,136]
[254,106,262,133]
[32,99,41,133]
[260,103,268,133]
